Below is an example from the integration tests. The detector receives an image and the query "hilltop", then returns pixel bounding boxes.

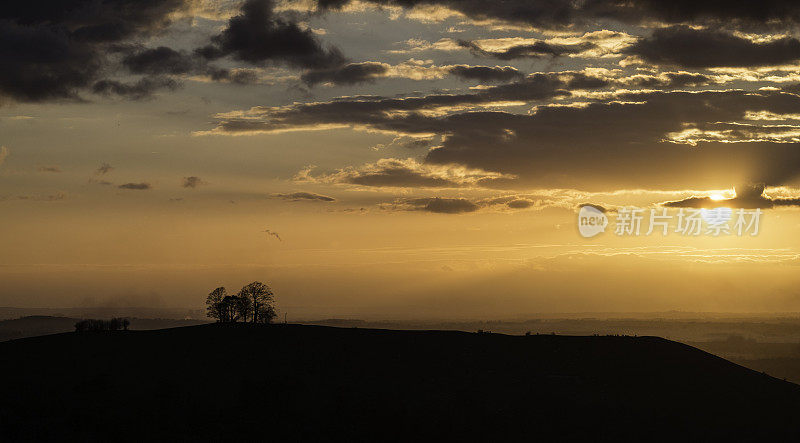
[1,324,799,441]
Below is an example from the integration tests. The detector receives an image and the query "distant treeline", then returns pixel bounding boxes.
[74,318,130,332]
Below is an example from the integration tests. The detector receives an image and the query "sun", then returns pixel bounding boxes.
[709,193,726,201]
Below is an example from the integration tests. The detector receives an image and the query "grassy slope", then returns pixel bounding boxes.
[2,324,799,441]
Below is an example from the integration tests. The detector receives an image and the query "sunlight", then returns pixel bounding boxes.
[709,193,726,201]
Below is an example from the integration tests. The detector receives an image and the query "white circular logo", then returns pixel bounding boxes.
[577,205,608,238]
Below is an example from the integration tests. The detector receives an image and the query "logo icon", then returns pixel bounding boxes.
[578,205,608,238]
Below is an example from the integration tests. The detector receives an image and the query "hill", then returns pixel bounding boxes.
[1,324,799,441]
[0,315,209,341]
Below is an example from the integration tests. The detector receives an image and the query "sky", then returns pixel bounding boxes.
[3,0,800,318]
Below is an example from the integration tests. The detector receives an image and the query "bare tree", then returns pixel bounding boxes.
[237,281,277,323]
[220,295,243,323]
[205,283,277,323]
[206,287,228,322]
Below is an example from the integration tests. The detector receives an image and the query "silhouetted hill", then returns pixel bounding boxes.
[0,315,209,341]
[1,324,799,441]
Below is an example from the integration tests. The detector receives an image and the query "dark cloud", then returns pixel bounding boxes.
[422,90,800,189]
[627,26,800,68]
[663,183,800,208]
[447,65,524,83]
[182,176,205,188]
[122,46,259,85]
[0,0,341,102]
[92,76,180,100]
[207,72,607,135]
[384,194,549,213]
[215,69,261,85]
[407,197,479,214]
[272,192,336,202]
[506,198,534,209]
[0,0,189,102]
[317,0,800,31]
[222,88,800,190]
[345,165,464,188]
[118,182,152,190]
[122,46,197,75]
[459,40,594,60]
[301,62,388,86]
[197,0,345,70]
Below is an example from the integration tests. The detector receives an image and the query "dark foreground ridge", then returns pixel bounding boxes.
[2,324,799,441]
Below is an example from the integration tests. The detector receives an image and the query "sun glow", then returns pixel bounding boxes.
[709,193,727,201]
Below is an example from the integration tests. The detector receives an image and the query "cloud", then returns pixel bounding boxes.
[295,158,515,189]
[0,0,345,102]
[505,198,534,209]
[182,176,206,188]
[317,0,800,31]
[122,46,198,76]
[92,77,180,100]
[447,65,524,83]
[95,163,114,175]
[37,166,61,173]
[272,192,335,202]
[2,191,67,202]
[118,182,152,190]
[627,26,800,68]
[200,72,607,135]
[621,72,716,89]
[406,197,479,214]
[121,45,260,85]
[220,88,800,190]
[381,193,559,213]
[301,62,388,86]
[663,183,800,208]
[421,90,800,189]
[301,60,526,87]
[196,0,345,70]
[372,135,438,150]
[0,0,191,103]
[459,39,595,60]
[0,146,8,165]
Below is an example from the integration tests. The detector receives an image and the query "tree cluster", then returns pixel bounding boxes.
[74,318,130,332]
[206,281,277,323]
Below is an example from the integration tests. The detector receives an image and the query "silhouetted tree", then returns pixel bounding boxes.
[237,281,277,323]
[74,318,129,332]
[206,287,228,322]
[221,295,246,323]
[205,282,277,323]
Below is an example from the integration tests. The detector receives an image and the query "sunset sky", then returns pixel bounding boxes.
[3,0,800,318]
